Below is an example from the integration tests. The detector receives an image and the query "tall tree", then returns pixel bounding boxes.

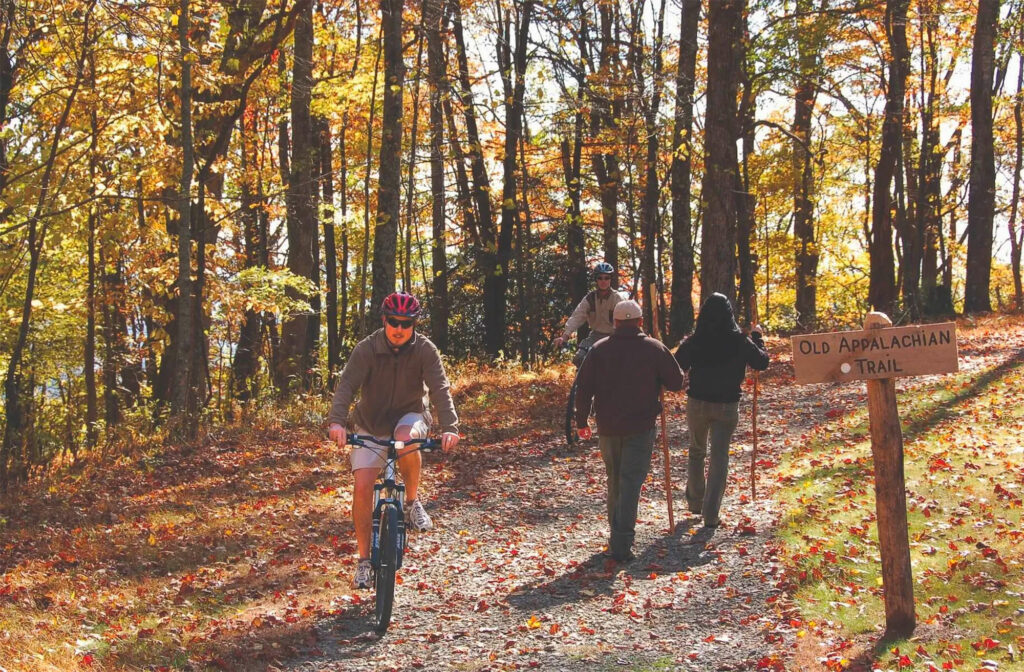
[85,45,99,448]
[700,0,743,305]
[917,2,946,316]
[964,0,1000,313]
[637,0,668,325]
[171,0,197,435]
[489,0,534,357]
[792,0,825,331]
[424,0,449,350]
[669,0,699,340]
[589,0,622,273]
[735,3,756,327]
[1010,30,1024,312]
[868,0,909,316]
[368,0,407,328]
[279,0,318,390]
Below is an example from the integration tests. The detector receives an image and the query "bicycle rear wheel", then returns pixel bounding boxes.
[565,371,580,448]
[373,503,399,634]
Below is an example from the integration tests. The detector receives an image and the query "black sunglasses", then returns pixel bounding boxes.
[385,316,415,329]
[596,275,613,281]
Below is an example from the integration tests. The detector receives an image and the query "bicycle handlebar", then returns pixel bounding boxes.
[346,434,441,453]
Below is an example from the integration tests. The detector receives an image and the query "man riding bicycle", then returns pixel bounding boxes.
[327,292,460,589]
[554,261,627,365]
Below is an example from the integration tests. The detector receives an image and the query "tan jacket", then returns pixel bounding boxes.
[562,289,626,338]
[327,329,459,436]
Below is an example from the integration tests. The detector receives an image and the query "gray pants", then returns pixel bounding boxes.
[685,397,739,526]
[599,428,657,558]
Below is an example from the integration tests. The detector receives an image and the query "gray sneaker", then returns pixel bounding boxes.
[353,559,372,589]
[407,499,433,531]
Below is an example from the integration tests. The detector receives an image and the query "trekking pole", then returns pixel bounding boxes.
[648,283,675,534]
[749,293,760,502]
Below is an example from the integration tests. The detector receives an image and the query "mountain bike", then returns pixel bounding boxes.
[346,434,440,635]
[564,343,592,448]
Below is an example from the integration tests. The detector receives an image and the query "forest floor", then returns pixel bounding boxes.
[1,315,1022,671]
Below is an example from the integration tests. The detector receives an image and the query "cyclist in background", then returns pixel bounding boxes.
[327,292,460,589]
[553,261,627,365]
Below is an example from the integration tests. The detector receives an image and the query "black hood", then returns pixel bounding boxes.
[689,293,743,362]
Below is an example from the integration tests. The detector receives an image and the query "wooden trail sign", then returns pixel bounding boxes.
[792,321,958,384]
[790,313,960,639]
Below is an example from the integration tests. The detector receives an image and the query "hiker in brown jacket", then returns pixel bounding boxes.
[575,299,684,562]
[327,292,459,588]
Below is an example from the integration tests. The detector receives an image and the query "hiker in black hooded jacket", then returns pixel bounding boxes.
[674,293,769,528]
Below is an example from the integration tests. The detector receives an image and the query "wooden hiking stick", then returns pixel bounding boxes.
[648,284,675,534]
[749,293,760,502]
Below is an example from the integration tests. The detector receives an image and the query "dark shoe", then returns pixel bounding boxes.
[702,519,720,529]
[601,550,636,563]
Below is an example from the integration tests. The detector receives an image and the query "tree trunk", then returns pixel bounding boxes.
[589,0,621,274]
[700,0,742,305]
[451,0,497,352]
[792,0,822,332]
[638,0,667,326]
[369,0,406,329]
[868,0,908,316]
[919,11,942,313]
[424,0,449,350]
[1009,23,1023,312]
[402,32,425,294]
[85,57,99,447]
[319,116,340,384]
[736,6,756,328]
[280,0,317,391]
[669,0,699,340]
[233,117,264,403]
[489,0,534,358]
[339,111,351,343]
[171,0,197,437]
[360,33,383,331]
[964,0,1000,313]
[517,122,538,361]
[562,113,587,306]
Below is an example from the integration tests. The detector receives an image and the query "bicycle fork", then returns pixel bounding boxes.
[371,482,407,569]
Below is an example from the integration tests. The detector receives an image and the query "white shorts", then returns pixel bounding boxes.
[350,412,430,472]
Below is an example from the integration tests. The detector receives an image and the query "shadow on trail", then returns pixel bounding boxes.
[899,347,1024,440]
[504,552,620,611]
[502,518,717,614]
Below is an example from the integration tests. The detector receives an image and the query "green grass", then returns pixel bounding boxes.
[775,350,1024,669]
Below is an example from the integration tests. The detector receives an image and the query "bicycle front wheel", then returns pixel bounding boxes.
[373,503,399,634]
[565,371,580,448]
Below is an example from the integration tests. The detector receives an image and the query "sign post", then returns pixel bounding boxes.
[791,314,958,638]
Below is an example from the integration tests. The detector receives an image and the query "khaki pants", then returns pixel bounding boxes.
[685,397,739,526]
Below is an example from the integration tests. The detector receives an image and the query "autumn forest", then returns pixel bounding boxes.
[1,0,1023,486]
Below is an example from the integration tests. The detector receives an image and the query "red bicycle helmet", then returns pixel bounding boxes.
[380,292,421,317]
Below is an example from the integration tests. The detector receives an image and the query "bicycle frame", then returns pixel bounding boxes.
[372,440,407,570]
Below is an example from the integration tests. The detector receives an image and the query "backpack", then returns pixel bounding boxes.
[585,290,615,326]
